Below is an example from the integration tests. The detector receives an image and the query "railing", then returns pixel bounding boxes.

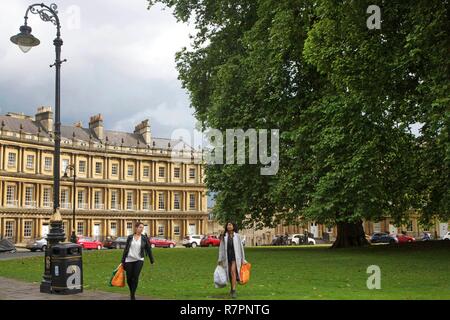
[94,203,105,210]
[6,200,18,207]
[110,203,121,210]
[60,202,72,209]
[78,203,88,210]
[24,200,37,208]
[142,205,153,211]
[43,201,53,208]
[126,205,137,211]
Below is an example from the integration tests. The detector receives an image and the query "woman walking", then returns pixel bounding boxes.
[217,222,247,298]
[121,222,154,300]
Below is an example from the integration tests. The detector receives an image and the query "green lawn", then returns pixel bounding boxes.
[1,242,449,299]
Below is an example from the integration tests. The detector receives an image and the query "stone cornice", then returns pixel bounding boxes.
[0,135,203,161]
[0,171,207,190]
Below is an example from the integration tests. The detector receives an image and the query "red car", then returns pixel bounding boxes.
[77,236,103,250]
[397,234,416,244]
[148,237,176,248]
[200,235,220,247]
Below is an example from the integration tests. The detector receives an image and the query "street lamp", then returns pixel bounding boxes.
[11,3,66,294]
[63,165,77,244]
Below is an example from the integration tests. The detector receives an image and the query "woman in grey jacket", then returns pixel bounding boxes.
[217,222,247,299]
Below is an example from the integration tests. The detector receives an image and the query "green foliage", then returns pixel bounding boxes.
[1,246,450,299]
[147,0,449,229]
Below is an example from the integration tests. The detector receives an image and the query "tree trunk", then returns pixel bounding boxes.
[331,220,370,248]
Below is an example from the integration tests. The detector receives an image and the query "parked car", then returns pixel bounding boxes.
[182,234,204,248]
[443,232,450,240]
[271,235,290,246]
[102,236,117,249]
[289,234,316,245]
[421,232,432,241]
[110,236,128,249]
[397,233,416,244]
[370,232,398,244]
[149,237,176,248]
[200,235,221,247]
[77,236,103,250]
[0,238,16,253]
[26,237,47,252]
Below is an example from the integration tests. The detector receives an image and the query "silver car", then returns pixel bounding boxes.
[26,237,47,252]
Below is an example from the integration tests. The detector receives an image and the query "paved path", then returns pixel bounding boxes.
[0,277,157,300]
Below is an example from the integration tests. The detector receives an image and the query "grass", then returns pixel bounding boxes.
[0,242,449,300]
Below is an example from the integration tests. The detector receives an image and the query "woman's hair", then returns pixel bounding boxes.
[221,221,238,239]
[134,221,144,229]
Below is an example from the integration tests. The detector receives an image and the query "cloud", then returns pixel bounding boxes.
[0,0,197,138]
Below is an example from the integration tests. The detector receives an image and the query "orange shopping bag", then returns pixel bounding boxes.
[239,261,251,285]
[109,263,125,287]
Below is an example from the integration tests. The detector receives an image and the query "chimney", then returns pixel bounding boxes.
[35,106,53,133]
[134,119,151,145]
[89,114,104,140]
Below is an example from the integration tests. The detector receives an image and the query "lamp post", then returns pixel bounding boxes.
[63,165,77,244]
[10,3,66,293]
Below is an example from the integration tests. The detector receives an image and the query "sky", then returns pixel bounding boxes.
[0,0,198,140]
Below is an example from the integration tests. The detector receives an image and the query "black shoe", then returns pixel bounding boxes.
[230,290,237,299]
[131,295,136,300]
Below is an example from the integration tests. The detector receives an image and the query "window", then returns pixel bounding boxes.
[127,222,133,236]
[143,193,150,210]
[61,189,69,207]
[94,191,102,209]
[189,168,196,179]
[110,222,117,236]
[62,159,69,174]
[95,162,102,174]
[6,185,16,206]
[25,186,34,206]
[174,193,180,210]
[111,164,118,176]
[174,167,181,178]
[127,165,134,176]
[5,221,14,238]
[24,221,33,238]
[143,166,150,177]
[158,225,164,236]
[158,192,165,210]
[407,220,413,232]
[77,222,84,236]
[189,193,196,210]
[174,225,180,236]
[44,157,52,171]
[111,191,118,209]
[26,155,34,169]
[158,167,165,178]
[127,192,134,210]
[79,161,86,173]
[8,153,16,167]
[77,190,85,209]
[43,188,52,207]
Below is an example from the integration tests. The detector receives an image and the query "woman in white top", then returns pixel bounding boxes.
[121,222,154,300]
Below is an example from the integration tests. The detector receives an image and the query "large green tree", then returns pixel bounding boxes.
[148,0,449,247]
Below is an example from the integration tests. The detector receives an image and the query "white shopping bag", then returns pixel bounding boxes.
[214,265,227,288]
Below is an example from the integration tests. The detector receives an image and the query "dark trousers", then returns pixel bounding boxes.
[124,260,144,298]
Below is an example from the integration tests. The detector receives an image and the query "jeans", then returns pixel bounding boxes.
[124,260,144,299]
